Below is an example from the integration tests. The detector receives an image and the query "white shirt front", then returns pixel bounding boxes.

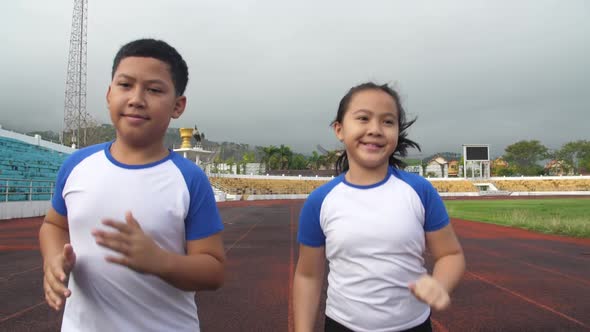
[298,167,448,332]
[52,142,223,332]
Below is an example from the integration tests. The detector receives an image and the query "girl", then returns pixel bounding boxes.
[293,82,465,332]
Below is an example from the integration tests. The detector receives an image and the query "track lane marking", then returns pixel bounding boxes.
[0,301,46,323]
[288,205,295,332]
[468,271,588,329]
[466,245,590,288]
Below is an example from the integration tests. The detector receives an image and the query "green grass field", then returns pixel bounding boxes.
[444,198,590,238]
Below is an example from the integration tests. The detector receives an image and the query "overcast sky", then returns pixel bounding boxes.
[1,0,588,157]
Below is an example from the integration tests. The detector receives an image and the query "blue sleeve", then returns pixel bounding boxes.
[50,143,106,216]
[421,180,450,232]
[51,162,69,216]
[174,157,223,240]
[394,168,449,232]
[297,191,326,247]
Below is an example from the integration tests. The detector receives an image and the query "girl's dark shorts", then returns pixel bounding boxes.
[324,315,432,332]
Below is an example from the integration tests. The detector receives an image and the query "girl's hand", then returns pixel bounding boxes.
[43,244,76,311]
[409,274,450,311]
[92,211,164,274]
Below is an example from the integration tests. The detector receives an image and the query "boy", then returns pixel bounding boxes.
[39,39,225,331]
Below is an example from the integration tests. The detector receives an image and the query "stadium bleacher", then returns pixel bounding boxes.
[209,177,327,196]
[429,180,478,193]
[1,132,589,206]
[0,137,68,201]
[492,179,590,192]
[209,175,590,198]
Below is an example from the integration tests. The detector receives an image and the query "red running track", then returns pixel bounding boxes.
[0,199,589,331]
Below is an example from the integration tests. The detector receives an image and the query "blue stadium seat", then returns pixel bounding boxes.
[0,136,70,201]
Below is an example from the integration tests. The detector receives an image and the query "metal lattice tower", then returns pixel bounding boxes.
[63,0,93,147]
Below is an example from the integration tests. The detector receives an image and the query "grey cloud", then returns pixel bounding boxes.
[1,0,588,156]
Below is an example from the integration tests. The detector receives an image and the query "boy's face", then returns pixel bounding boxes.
[107,56,186,148]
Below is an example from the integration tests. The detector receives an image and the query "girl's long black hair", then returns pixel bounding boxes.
[332,82,421,175]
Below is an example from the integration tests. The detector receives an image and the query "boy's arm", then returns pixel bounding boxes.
[39,208,69,259]
[293,244,326,332]
[39,208,76,310]
[93,211,225,291]
[156,233,225,291]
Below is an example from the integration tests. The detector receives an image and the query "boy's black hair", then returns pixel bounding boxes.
[331,82,421,174]
[111,38,189,96]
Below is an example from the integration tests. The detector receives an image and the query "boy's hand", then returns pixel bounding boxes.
[43,244,76,311]
[92,211,164,274]
[409,274,450,311]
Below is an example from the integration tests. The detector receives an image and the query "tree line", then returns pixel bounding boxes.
[223,140,590,177]
[25,126,589,176]
[496,140,590,176]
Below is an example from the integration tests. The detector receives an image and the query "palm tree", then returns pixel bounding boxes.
[277,145,293,170]
[323,149,341,170]
[308,151,321,170]
[241,152,256,174]
[225,157,235,174]
[212,155,223,173]
[258,145,279,172]
[290,154,309,170]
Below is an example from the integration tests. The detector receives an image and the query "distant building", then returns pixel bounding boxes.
[491,157,510,176]
[425,156,448,178]
[448,160,459,177]
[206,162,265,175]
[544,160,573,176]
[493,157,508,168]
[404,165,423,176]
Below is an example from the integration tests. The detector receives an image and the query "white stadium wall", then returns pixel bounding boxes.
[0,201,52,220]
[0,125,76,155]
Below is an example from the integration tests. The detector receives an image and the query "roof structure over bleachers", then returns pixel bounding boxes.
[0,124,75,155]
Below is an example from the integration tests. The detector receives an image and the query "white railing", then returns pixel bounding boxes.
[208,172,334,181]
[0,178,55,202]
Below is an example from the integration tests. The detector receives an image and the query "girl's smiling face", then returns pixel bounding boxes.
[334,89,399,174]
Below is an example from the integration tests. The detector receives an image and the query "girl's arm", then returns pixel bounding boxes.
[411,223,465,311]
[426,223,465,293]
[293,244,326,332]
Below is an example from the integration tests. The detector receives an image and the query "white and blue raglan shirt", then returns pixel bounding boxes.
[51,142,223,332]
[298,166,449,332]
